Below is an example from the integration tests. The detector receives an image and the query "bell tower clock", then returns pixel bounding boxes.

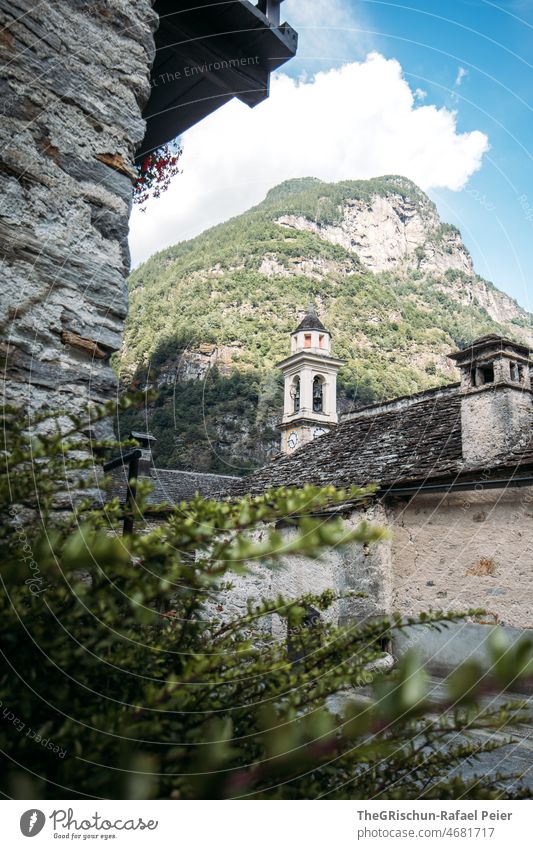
[277,306,345,455]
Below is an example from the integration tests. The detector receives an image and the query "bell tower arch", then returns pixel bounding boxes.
[277,306,345,454]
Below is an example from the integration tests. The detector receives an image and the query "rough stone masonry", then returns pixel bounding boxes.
[0,0,156,420]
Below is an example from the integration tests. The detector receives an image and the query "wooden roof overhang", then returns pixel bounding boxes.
[137,0,298,159]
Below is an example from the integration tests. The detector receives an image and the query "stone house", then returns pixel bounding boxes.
[220,316,533,670]
[0,1,297,421]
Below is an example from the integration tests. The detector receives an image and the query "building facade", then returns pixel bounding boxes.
[113,324,533,670]
[227,331,533,670]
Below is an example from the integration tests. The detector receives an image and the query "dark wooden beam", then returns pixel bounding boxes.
[103,448,142,473]
[103,449,143,535]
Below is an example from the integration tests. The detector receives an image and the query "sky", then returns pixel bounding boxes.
[129,0,533,312]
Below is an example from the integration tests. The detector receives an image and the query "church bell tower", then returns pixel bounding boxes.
[277,306,345,454]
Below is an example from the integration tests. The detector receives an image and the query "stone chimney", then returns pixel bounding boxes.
[449,335,532,466]
[129,431,156,476]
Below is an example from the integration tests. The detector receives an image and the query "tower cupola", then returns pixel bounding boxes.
[290,306,332,355]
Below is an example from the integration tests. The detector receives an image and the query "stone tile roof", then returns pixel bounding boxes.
[295,310,328,333]
[106,466,240,506]
[229,392,464,496]
[448,333,531,361]
[103,387,533,506]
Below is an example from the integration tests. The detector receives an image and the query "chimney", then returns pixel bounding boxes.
[129,431,156,476]
[449,335,532,466]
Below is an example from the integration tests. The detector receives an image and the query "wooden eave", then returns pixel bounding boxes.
[137,0,298,158]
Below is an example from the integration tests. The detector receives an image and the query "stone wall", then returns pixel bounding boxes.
[216,503,393,638]
[394,622,533,679]
[0,0,157,421]
[390,488,533,629]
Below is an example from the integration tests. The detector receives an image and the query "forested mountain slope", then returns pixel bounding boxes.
[118,176,532,474]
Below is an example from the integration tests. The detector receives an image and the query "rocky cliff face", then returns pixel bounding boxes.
[120,176,532,472]
[277,192,473,278]
[273,182,529,334]
[155,343,244,387]
[0,1,156,420]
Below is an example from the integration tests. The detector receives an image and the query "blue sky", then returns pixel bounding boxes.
[130,0,532,311]
[283,0,533,309]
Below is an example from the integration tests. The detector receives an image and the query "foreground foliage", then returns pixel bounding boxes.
[1,404,532,799]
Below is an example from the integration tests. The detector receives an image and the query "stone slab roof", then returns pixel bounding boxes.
[103,385,533,506]
[106,466,240,506]
[229,392,464,496]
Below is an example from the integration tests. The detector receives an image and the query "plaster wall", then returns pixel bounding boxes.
[390,488,533,629]
[154,488,533,642]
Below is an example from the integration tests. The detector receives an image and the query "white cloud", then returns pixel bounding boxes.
[455,66,467,87]
[414,87,427,101]
[129,53,489,266]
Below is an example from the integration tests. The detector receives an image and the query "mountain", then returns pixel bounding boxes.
[117,175,532,474]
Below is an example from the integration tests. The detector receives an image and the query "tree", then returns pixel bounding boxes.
[1,403,532,799]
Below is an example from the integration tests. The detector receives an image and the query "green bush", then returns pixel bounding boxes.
[1,404,532,800]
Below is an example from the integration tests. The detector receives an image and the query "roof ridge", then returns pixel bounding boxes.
[153,468,241,480]
[341,383,460,421]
